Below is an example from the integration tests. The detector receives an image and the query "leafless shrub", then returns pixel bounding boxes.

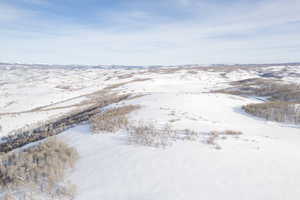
[206,130,242,148]
[243,101,300,124]
[222,130,243,135]
[127,123,176,148]
[207,131,219,145]
[179,129,199,141]
[127,123,243,149]
[210,130,242,136]
[90,105,141,133]
[127,123,200,148]
[0,138,79,199]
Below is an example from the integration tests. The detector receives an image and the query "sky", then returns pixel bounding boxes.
[0,0,299,65]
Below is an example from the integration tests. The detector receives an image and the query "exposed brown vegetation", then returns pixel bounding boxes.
[117,74,134,79]
[243,101,300,124]
[90,105,141,133]
[0,138,79,199]
[104,78,151,90]
[222,130,243,135]
[104,82,129,90]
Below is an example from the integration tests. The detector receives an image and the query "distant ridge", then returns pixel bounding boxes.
[0,62,300,70]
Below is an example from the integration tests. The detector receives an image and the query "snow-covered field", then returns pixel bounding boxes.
[1,64,300,199]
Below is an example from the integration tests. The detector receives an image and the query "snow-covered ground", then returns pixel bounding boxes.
[1,64,300,199]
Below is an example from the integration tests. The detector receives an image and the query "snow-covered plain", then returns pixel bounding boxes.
[1,64,300,199]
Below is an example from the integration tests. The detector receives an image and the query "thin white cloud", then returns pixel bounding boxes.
[0,3,33,22]
[22,0,48,5]
[0,0,299,65]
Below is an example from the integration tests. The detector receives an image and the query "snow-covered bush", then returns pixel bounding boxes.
[0,138,79,199]
[243,102,300,124]
[90,105,140,133]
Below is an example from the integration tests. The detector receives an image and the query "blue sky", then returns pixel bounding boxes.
[0,0,299,65]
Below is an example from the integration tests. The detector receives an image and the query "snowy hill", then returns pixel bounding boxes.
[1,64,300,200]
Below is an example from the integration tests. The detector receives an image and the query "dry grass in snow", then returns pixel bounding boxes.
[0,138,79,200]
